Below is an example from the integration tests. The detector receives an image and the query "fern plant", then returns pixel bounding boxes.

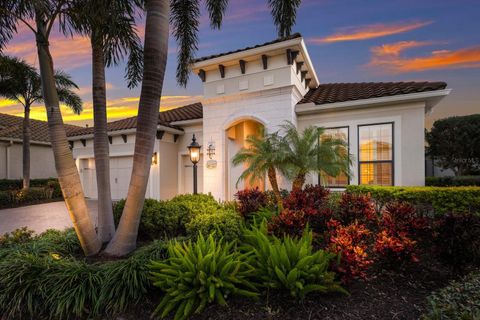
[242,222,348,298]
[149,234,259,320]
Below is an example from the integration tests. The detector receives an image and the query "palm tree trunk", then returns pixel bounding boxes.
[267,166,283,211]
[34,13,101,256]
[92,39,115,243]
[22,104,31,189]
[105,0,169,256]
[292,172,306,192]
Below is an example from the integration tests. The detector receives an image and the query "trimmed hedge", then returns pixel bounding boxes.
[426,176,480,187]
[0,179,62,208]
[423,271,480,320]
[346,185,480,214]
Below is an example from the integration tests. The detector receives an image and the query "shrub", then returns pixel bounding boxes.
[36,228,82,255]
[268,208,307,237]
[0,227,34,247]
[432,213,480,270]
[374,230,418,265]
[149,235,258,320]
[0,190,11,206]
[426,175,480,187]
[327,220,373,282]
[114,199,190,240]
[338,192,376,224]
[235,187,268,217]
[185,208,242,241]
[380,202,427,234]
[423,271,480,320]
[346,185,480,214]
[169,193,220,216]
[242,222,347,298]
[283,184,330,215]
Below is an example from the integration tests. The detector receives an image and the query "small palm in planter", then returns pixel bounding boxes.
[149,234,258,320]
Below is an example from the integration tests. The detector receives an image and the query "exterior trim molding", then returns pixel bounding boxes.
[295,89,451,115]
[68,125,184,141]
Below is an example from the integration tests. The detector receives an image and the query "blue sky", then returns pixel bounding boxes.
[1,0,479,127]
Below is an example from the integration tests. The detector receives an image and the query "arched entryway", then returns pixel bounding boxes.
[225,119,265,200]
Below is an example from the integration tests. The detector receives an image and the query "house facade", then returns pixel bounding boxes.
[68,34,450,201]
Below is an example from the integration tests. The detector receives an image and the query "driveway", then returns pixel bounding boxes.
[0,200,98,235]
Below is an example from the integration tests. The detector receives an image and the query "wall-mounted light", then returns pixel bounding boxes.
[207,139,215,159]
[151,152,158,165]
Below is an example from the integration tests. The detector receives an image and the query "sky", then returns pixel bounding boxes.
[1,0,479,128]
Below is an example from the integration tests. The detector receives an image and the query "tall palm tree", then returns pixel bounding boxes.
[0,55,82,189]
[69,0,143,243]
[106,0,304,256]
[232,129,285,209]
[268,0,302,37]
[0,0,102,256]
[280,121,351,191]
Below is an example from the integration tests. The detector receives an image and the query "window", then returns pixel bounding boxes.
[319,127,349,187]
[358,123,393,186]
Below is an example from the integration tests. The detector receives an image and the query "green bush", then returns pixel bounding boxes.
[0,190,11,205]
[346,185,480,214]
[0,227,34,247]
[423,272,480,320]
[426,176,480,187]
[36,228,82,255]
[242,222,347,298]
[185,208,243,241]
[169,193,220,215]
[149,234,258,320]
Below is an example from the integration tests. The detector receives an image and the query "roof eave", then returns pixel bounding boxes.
[68,124,184,141]
[295,89,452,115]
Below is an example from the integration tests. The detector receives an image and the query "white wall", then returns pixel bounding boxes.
[297,101,427,186]
[0,142,57,180]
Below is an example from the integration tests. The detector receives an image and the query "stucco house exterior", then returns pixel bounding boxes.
[67,34,450,201]
[0,113,80,180]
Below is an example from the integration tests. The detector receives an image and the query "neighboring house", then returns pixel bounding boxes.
[0,113,81,180]
[67,33,450,201]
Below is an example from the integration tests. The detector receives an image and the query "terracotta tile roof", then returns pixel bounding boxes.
[298,81,448,105]
[193,33,302,63]
[67,102,203,137]
[0,113,81,143]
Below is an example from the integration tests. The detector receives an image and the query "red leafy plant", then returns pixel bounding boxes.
[235,187,268,217]
[268,209,306,237]
[375,202,425,265]
[328,219,373,283]
[338,193,376,225]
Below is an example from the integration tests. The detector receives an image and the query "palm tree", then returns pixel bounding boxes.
[232,129,285,209]
[69,0,143,243]
[280,121,351,191]
[0,0,102,256]
[105,0,303,256]
[0,55,82,189]
[268,0,302,37]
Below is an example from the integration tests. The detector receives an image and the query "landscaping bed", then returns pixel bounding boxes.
[1,187,480,320]
[0,178,62,209]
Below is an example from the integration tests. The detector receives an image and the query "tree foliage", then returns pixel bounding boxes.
[426,114,480,175]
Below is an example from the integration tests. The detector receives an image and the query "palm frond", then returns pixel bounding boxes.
[267,0,302,37]
[205,0,228,29]
[57,88,83,115]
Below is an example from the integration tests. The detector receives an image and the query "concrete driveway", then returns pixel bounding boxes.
[0,200,98,235]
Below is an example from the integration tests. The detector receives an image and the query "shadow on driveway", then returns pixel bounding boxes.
[0,200,98,235]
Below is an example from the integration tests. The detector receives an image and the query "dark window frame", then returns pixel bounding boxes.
[318,126,350,189]
[357,122,395,186]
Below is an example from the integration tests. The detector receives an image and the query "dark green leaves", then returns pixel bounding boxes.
[268,0,302,37]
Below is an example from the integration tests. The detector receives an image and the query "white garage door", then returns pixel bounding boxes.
[80,156,135,200]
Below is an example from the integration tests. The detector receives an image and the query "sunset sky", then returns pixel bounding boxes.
[1,0,479,128]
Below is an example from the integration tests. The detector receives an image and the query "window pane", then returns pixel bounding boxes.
[359,124,392,161]
[320,127,349,187]
[360,162,392,186]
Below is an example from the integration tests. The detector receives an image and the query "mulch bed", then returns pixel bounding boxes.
[121,255,456,320]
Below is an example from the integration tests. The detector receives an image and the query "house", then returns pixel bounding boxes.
[0,113,80,180]
[68,33,450,201]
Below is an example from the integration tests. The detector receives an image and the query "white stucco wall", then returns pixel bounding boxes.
[0,142,57,180]
[297,101,427,186]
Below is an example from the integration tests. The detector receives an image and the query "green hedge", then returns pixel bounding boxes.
[345,185,480,214]
[0,179,62,208]
[423,271,480,320]
[426,176,480,187]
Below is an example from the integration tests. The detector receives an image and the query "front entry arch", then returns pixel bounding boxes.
[225,119,265,200]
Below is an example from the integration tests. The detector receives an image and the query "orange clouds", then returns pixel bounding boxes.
[368,41,480,73]
[5,34,91,70]
[310,21,432,43]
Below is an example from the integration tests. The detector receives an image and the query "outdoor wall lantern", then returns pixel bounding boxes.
[187,134,201,194]
[151,152,158,165]
[207,139,215,159]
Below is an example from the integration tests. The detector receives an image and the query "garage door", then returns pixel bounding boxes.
[80,156,135,200]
